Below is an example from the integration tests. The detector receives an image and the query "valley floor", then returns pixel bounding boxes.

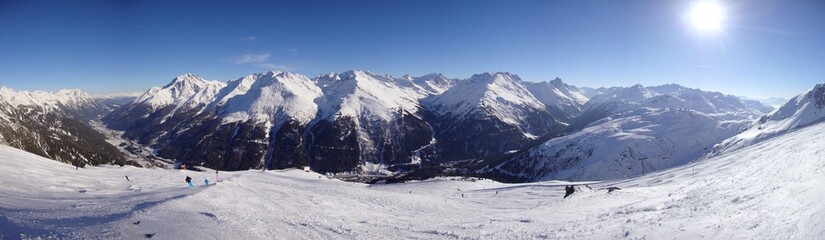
[2,123,825,239]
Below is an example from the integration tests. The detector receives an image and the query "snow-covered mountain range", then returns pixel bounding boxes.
[707,83,825,158]
[3,113,824,238]
[425,72,567,162]
[580,84,768,124]
[0,87,126,167]
[481,83,774,182]
[0,71,792,185]
[3,73,824,239]
[484,108,747,182]
[523,78,588,121]
[100,71,583,175]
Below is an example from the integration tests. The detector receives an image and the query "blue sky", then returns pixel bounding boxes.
[0,0,823,98]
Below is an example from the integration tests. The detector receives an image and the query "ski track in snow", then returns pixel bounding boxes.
[2,122,825,239]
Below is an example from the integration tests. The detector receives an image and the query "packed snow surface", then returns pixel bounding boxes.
[2,119,825,239]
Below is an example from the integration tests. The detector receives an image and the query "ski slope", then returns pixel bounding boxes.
[2,120,825,239]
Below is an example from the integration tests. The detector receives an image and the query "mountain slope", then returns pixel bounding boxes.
[707,83,825,157]
[482,83,770,182]
[103,74,226,145]
[104,71,443,173]
[307,70,435,173]
[103,71,576,174]
[0,87,125,167]
[2,117,823,239]
[575,84,770,130]
[426,72,565,161]
[586,84,772,118]
[523,78,588,121]
[155,71,322,171]
[484,108,747,182]
[410,73,455,95]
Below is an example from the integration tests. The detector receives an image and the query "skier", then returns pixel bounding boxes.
[185,176,193,188]
[563,185,575,198]
[204,178,209,185]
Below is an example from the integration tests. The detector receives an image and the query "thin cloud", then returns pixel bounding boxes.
[735,25,805,37]
[284,48,299,55]
[230,54,270,64]
[237,36,258,41]
[226,53,294,71]
[255,63,294,71]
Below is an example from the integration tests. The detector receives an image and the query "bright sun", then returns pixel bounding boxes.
[690,1,725,32]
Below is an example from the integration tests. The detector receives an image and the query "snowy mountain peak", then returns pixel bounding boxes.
[134,74,227,110]
[219,70,322,125]
[316,72,341,82]
[0,86,95,109]
[420,72,446,79]
[315,70,372,85]
[530,78,588,105]
[579,83,769,131]
[547,77,578,91]
[469,72,522,83]
[647,83,693,95]
[341,69,369,79]
[522,78,589,120]
[431,71,548,126]
[55,89,90,98]
[210,72,267,108]
[179,73,199,78]
[91,91,143,99]
[586,84,658,106]
[412,73,454,95]
[164,73,206,87]
[314,70,426,121]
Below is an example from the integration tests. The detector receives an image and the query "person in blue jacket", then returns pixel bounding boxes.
[204,178,209,185]
[185,176,193,187]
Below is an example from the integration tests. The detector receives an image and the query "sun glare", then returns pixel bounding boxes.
[690,1,725,32]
